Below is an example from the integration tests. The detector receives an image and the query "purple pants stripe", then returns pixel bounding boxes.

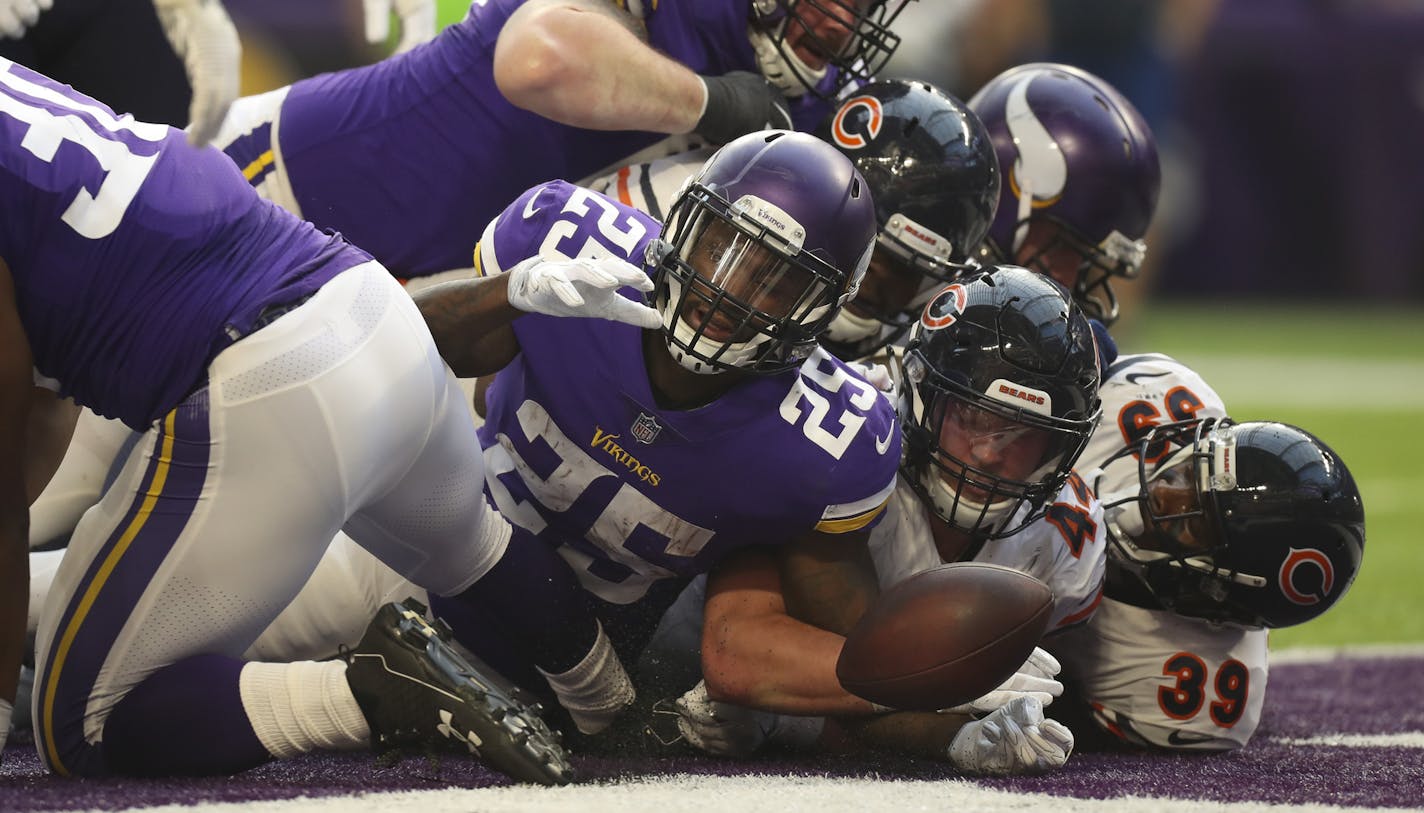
[37,394,213,777]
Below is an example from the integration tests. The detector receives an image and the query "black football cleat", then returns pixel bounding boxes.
[344,598,575,786]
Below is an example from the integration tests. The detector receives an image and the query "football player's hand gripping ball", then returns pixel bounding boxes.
[505,255,662,329]
[153,0,241,147]
[941,647,1064,715]
[947,695,1074,775]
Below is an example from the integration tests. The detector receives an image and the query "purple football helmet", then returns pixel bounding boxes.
[968,63,1160,325]
[749,0,913,100]
[652,130,876,375]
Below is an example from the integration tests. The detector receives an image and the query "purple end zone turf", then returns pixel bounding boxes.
[3,655,1421,810]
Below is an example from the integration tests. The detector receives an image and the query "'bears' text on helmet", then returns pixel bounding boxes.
[898,265,1101,539]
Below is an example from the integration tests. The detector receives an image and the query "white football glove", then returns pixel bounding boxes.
[671,681,822,757]
[0,0,52,39]
[505,255,662,329]
[362,0,436,54]
[948,695,1074,775]
[843,358,895,395]
[152,0,241,147]
[942,647,1064,715]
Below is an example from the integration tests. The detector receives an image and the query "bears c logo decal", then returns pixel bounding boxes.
[831,95,883,150]
[1280,547,1335,605]
[921,283,968,330]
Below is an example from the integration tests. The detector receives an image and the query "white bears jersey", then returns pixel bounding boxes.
[585,148,709,221]
[870,473,1106,632]
[1053,352,1270,750]
[1081,352,1227,493]
[1052,592,1268,751]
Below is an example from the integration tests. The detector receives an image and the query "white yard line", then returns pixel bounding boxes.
[1270,642,1424,663]
[1272,733,1424,749]
[88,775,1422,813]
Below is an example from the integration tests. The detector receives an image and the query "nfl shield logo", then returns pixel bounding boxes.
[631,412,662,445]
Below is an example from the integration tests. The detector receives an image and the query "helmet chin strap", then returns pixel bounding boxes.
[748,24,825,98]
[921,469,1016,534]
[1104,497,1146,541]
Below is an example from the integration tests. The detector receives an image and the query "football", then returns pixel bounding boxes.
[835,562,1055,711]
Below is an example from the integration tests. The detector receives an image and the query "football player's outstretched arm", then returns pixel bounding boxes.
[700,546,880,716]
[493,0,789,140]
[494,0,703,133]
[413,273,523,378]
[414,254,660,377]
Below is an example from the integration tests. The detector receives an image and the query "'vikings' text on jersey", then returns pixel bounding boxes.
[475,180,900,605]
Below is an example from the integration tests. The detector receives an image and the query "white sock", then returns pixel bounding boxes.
[537,622,635,735]
[239,661,371,758]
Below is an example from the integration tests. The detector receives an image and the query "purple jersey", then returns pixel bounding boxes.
[0,60,366,429]
[476,181,898,604]
[268,0,838,280]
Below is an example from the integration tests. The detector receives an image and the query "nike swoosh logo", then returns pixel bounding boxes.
[875,429,894,455]
[521,193,542,220]
[1167,730,1218,746]
[1125,370,1171,385]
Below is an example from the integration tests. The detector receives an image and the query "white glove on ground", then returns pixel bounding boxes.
[943,647,1064,715]
[505,255,661,329]
[153,0,241,147]
[0,0,52,39]
[363,0,436,54]
[672,681,823,757]
[948,695,1074,775]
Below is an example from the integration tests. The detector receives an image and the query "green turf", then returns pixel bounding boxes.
[437,0,469,29]
[1120,300,1424,647]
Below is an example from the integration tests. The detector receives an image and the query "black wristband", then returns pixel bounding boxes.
[695,71,793,144]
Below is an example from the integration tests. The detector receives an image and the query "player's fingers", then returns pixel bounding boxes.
[0,8,26,38]
[549,277,586,310]
[362,0,391,44]
[607,298,663,329]
[566,259,624,289]
[1025,647,1062,677]
[394,4,436,53]
[1040,719,1075,754]
[590,257,654,292]
[1017,674,1063,697]
[1022,691,1056,708]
